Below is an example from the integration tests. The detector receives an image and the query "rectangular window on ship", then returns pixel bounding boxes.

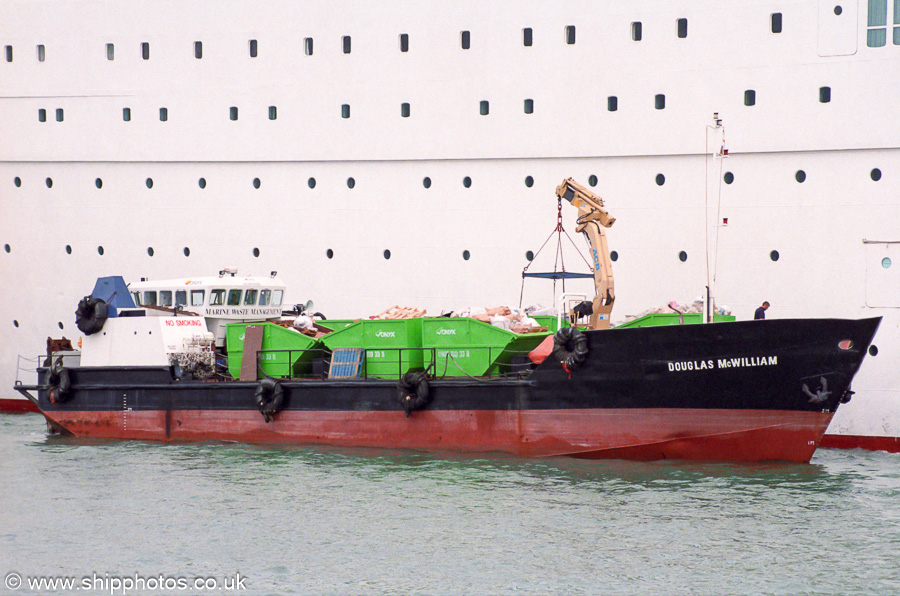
[159,291,173,307]
[210,289,225,306]
[175,290,187,306]
[244,289,258,305]
[259,290,271,306]
[191,290,206,307]
[227,290,242,306]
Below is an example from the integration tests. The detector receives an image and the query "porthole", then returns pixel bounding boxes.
[525,176,534,187]
[607,96,618,112]
[656,174,665,186]
[744,90,756,106]
[147,247,154,257]
[14,177,21,187]
[882,257,892,269]
[253,178,261,189]
[833,5,842,15]
[871,168,882,181]
[479,101,489,116]
[795,170,806,183]
[341,104,350,119]
[65,245,72,254]
[524,99,534,114]
[308,177,316,189]
[463,176,472,188]
[3,244,10,253]
[347,177,355,189]
[401,103,410,118]
[326,249,334,259]
[183,247,190,257]
[610,251,619,262]
[869,345,878,357]
[462,250,470,261]
[383,249,391,260]
[253,248,260,258]
[58,322,64,330]
[819,87,831,103]
[198,178,206,189]
[423,177,432,189]
[13,320,18,328]
[46,177,53,188]
[588,175,598,187]
[145,178,153,189]
[97,246,104,255]
[724,172,734,184]
[678,251,687,262]
[95,178,103,189]
[655,94,665,110]
[526,250,534,261]
[770,250,780,261]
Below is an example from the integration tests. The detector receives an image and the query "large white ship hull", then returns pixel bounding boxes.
[2,1,898,450]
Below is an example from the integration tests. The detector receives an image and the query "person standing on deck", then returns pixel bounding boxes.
[754,301,770,320]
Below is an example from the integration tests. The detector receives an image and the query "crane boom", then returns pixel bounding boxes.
[554,178,616,329]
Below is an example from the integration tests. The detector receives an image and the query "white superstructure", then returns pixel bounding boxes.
[2,1,898,448]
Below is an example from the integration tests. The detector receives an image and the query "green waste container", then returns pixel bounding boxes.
[226,322,323,379]
[615,313,736,328]
[320,318,424,379]
[421,318,551,377]
[317,319,357,332]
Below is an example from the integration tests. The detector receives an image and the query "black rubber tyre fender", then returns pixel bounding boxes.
[398,371,430,417]
[75,296,108,335]
[254,377,284,423]
[552,326,589,371]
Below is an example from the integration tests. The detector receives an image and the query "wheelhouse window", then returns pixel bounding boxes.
[866,0,899,46]
[131,292,140,305]
[175,290,187,306]
[243,289,258,305]
[191,290,206,306]
[142,291,158,306]
[210,289,225,306]
[272,290,284,307]
[259,289,272,305]
[227,289,242,306]
[159,291,173,307]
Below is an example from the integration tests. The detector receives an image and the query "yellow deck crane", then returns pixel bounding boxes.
[554,178,616,330]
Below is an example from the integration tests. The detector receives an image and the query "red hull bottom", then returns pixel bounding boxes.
[44,408,834,463]
[0,398,39,413]
[820,433,900,453]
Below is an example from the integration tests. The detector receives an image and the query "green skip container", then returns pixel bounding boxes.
[226,322,324,379]
[615,312,736,329]
[422,318,551,377]
[320,318,425,379]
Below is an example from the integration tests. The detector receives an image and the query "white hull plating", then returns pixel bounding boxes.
[1,1,898,447]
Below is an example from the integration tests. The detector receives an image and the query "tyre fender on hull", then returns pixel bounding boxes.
[552,326,589,372]
[48,357,71,404]
[75,296,108,335]
[254,377,284,423]
[398,371,430,417]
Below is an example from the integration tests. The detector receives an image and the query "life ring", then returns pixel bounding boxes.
[254,377,284,423]
[398,371,430,417]
[552,326,589,372]
[75,296,108,335]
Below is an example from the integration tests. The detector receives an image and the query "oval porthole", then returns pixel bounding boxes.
[183,247,190,257]
[525,176,534,188]
[347,177,355,189]
[58,322,64,330]
[14,177,22,187]
[423,177,432,189]
[678,251,687,262]
[4,244,10,253]
[253,178,261,189]
[656,174,665,186]
[65,245,72,255]
[838,340,853,350]
[383,249,391,260]
[46,177,53,188]
[610,251,619,262]
[883,257,892,269]
[95,178,103,189]
[770,250,780,261]
[145,178,153,189]
[833,5,842,15]
[724,172,734,184]
[147,247,154,257]
[795,170,806,183]
[308,177,316,189]
[588,175,598,187]
[97,246,104,255]
[253,247,260,257]
[871,168,882,181]
[326,249,334,259]
[13,320,19,328]
[526,250,534,261]
[462,250,470,261]
[198,178,207,189]
[869,345,878,357]
[463,176,472,188]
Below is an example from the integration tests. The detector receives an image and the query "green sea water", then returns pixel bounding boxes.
[2,413,898,595]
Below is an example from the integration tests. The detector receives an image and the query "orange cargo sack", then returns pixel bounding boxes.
[528,335,555,366]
